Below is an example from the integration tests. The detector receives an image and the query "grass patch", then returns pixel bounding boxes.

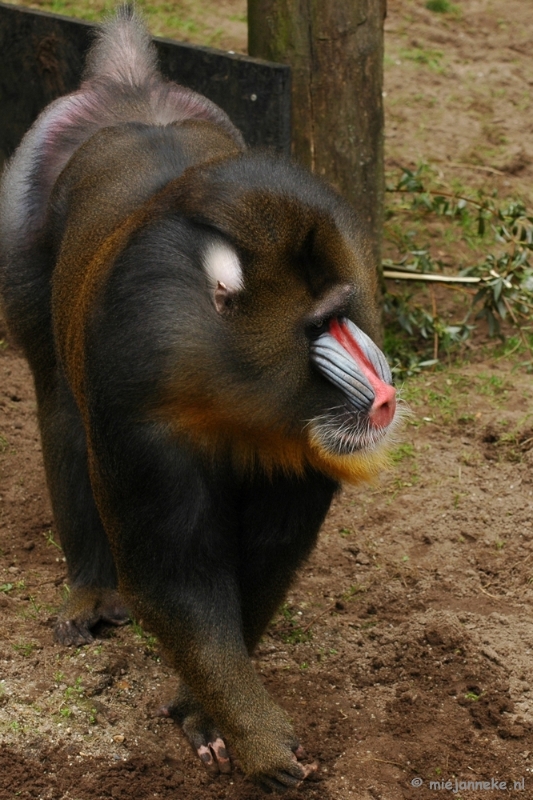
[399,47,444,72]
[390,443,416,464]
[426,0,458,13]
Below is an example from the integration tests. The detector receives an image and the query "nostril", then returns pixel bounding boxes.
[368,386,396,429]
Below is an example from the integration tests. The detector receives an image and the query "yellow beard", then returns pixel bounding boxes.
[157,399,393,485]
[305,435,391,484]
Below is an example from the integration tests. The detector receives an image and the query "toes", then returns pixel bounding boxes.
[54,618,94,646]
[257,770,301,793]
[196,737,231,777]
[211,737,231,774]
[299,760,319,780]
[255,752,319,792]
[163,694,233,778]
[257,776,280,793]
[291,746,318,779]
[292,744,307,760]
[275,763,306,787]
[197,744,220,778]
[155,699,185,721]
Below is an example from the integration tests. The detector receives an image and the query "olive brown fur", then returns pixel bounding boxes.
[0,8,398,792]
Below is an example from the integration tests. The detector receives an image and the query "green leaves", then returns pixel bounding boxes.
[384,165,533,372]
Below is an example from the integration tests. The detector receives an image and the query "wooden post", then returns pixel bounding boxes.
[248,0,386,276]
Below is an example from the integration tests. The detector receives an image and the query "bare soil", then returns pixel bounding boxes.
[2,1,533,799]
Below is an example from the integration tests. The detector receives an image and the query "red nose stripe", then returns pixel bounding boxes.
[329,318,396,429]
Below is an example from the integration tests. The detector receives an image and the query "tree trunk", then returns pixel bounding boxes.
[248,0,386,275]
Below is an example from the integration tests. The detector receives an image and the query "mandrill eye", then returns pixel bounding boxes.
[307,317,331,340]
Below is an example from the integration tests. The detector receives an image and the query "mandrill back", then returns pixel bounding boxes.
[0,8,243,373]
[0,7,398,792]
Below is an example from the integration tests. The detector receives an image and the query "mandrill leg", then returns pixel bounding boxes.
[35,371,127,645]
[157,468,334,784]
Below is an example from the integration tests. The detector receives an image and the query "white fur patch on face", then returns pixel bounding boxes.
[203,242,244,293]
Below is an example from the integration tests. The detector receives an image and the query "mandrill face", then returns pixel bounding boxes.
[127,152,399,479]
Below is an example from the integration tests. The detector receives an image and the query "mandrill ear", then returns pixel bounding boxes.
[202,240,244,313]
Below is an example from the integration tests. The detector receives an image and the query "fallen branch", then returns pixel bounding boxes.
[384,269,481,284]
[442,161,506,176]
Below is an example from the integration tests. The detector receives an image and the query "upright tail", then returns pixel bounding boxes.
[84,4,159,86]
[0,4,245,356]
[0,4,243,308]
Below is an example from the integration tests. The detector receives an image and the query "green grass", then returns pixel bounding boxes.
[476,373,510,400]
[426,0,458,13]
[338,527,353,537]
[399,47,445,72]
[132,619,158,652]
[393,365,520,433]
[390,442,415,464]
[7,0,245,49]
[274,603,312,644]
[43,529,62,551]
[13,642,38,658]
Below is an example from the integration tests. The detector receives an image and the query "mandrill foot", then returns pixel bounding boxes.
[158,689,231,776]
[158,685,319,791]
[54,587,129,645]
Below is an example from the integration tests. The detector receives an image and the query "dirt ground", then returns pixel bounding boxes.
[2,1,533,799]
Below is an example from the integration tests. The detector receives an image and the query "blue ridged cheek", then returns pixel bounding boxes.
[310,320,393,413]
[311,334,375,412]
[341,319,392,385]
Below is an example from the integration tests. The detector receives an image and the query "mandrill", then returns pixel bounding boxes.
[0,7,398,792]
